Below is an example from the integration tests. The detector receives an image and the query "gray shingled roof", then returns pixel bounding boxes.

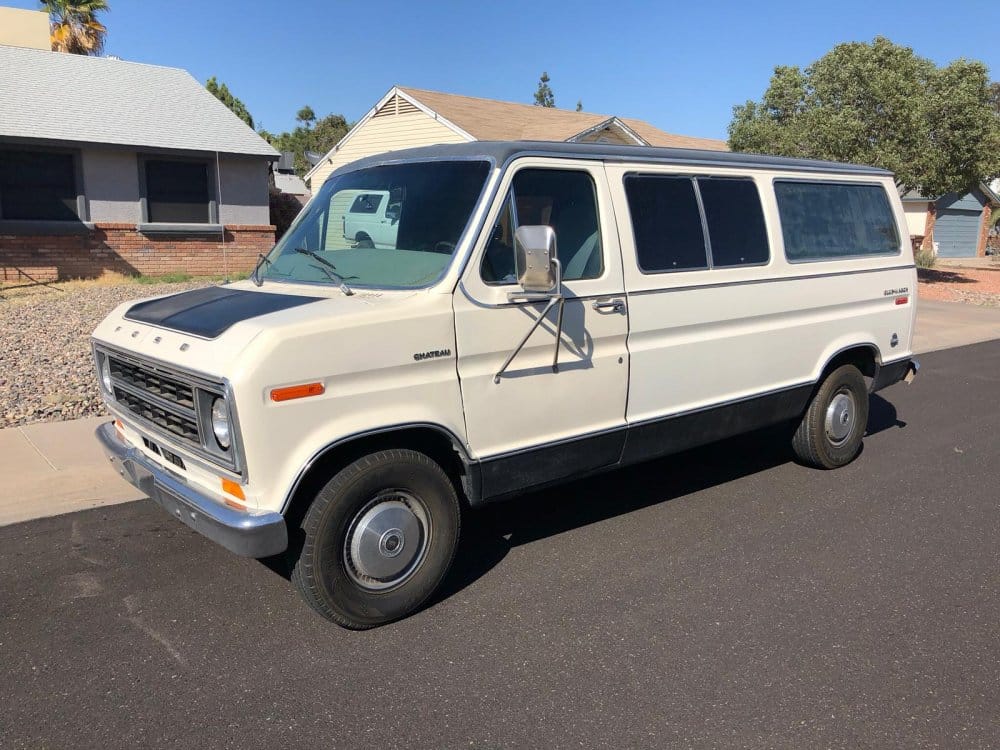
[0,45,278,157]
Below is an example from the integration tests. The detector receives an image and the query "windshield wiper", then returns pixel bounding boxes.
[294,247,354,296]
[251,252,272,286]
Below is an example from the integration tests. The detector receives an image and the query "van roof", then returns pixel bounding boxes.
[333,140,893,178]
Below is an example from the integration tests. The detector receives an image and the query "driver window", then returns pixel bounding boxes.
[481,169,603,285]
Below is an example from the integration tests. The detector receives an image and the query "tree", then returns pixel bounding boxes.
[41,0,109,55]
[296,105,317,128]
[729,37,1000,196]
[205,77,254,129]
[263,113,349,176]
[576,99,583,112]
[534,72,555,108]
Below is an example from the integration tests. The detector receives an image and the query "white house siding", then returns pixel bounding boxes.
[307,110,468,190]
[903,201,929,238]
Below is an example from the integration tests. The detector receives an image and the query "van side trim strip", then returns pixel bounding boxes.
[625,264,916,297]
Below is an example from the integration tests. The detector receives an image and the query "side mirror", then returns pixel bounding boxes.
[514,225,557,294]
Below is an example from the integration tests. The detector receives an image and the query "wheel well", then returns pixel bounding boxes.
[822,345,879,381]
[282,427,472,531]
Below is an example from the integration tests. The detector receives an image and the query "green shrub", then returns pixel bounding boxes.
[914,246,936,269]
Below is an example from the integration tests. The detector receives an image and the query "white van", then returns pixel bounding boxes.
[93,142,918,628]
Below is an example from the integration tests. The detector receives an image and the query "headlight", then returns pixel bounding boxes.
[100,357,113,394]
[211,397,231,449]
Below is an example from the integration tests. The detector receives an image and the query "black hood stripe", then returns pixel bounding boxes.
[125,286,323,339]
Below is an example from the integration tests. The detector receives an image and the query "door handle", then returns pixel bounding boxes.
[592,298,625,314]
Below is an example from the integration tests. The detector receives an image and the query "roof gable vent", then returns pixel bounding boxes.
[373,93,421,118]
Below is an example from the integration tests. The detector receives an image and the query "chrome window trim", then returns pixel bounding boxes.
[624,263,916,297]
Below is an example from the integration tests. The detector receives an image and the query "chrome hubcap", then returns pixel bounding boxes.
[344,492,429,591]
[825,391,856,446]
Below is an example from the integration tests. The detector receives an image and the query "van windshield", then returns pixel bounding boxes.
[261,160,490,289]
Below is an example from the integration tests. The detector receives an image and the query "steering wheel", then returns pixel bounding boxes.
[434,241,456,254]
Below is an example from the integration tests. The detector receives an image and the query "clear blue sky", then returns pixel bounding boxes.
[11,0,1000,139]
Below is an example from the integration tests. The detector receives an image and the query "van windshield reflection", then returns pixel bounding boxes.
[262,160,490,289]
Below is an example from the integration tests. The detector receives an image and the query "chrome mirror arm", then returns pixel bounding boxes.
[494,259,564,384]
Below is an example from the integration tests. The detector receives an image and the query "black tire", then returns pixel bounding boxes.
[354,233,374,249]
[291,449,460,629]
[792,364,869,469]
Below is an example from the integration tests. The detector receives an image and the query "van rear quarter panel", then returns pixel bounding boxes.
[604,165,915,424]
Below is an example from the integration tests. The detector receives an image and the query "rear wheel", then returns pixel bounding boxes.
[354,232,374,249]
[792,364,869,469]
[291,449,460,629]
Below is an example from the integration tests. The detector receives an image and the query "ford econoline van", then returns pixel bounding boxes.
[93,141,918,628]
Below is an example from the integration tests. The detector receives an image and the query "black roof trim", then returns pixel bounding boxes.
[331,140,893,179]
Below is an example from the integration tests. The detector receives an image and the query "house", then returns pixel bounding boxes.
[0,6,49,51]
[0,44,278,282]
[271,152,310,198]
[304,86,727,191]
[901,184,1000,258]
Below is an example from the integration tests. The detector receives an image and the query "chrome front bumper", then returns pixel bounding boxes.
[96,422,287,557]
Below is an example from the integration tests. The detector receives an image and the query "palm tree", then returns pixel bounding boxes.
[41,0,110,56]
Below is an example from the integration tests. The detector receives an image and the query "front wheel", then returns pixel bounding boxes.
[792,364,869,469]
[291,449,460,629]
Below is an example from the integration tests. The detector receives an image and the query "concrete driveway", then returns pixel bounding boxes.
[1,341,997,749]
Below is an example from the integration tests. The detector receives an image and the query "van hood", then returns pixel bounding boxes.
[92,282,433,381]
[124,286,324,339]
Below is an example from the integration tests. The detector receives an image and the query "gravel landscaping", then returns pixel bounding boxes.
[918,265,1000,305]
[0,280,208,429]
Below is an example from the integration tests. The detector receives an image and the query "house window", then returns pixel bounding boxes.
[775,181,900,261]
[0,149,80,221]
[144,159,212,223]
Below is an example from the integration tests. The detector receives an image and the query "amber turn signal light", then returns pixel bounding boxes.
[270,382,325,402]
[221,477,245,501]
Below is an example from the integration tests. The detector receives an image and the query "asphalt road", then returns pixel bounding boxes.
[1,342,998,749]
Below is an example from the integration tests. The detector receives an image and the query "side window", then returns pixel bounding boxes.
[698,178,769,267]
[481,169,603,284]
[775,181,900,261]
[625,175,707,272]
[349,193,383,214]
[625,174,771,273]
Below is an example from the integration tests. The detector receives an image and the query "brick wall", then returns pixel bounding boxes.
[920,204,937,252]
[975,203,992,257]
[0,223,275,283]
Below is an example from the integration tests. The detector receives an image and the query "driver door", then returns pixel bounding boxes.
[453,160,629,499]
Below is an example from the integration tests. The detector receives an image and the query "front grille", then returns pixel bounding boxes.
[109,357,195,409]
[114,386,200,442]
[97,345,238,474]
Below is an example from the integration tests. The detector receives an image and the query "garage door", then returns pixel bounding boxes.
[934,208,981,257]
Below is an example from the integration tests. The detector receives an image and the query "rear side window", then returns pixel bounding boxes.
[698,178,769,267]
[624,175,769,272]
[774,182,900,261]
[625,175,707,272]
